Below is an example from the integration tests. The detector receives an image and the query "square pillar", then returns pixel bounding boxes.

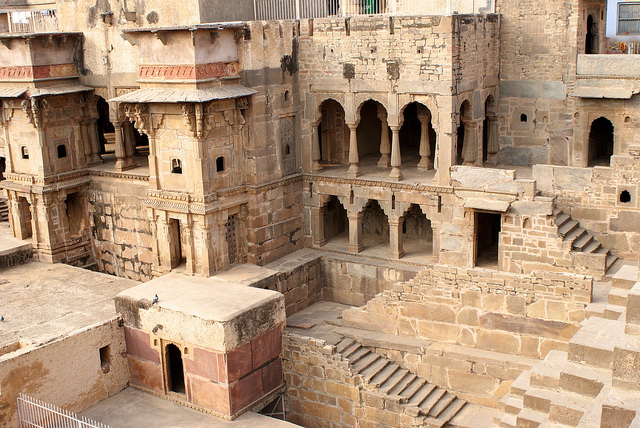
[348,211,364,253]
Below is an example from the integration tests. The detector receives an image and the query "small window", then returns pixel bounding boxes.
[284,90,290,101]
[285,144,291,156]
[171,159,182,174]
[216,156,225,172]
[21,146,29,159]
[618,3,640,35]
[99,345,111,374]
[57,145,67,158]
[620,190,632,203]
[520,114,528,123]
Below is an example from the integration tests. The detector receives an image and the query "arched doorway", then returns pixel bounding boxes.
[586,14,598,54]
[323,196,348,243]
[403,204,433,256]
[588,117,614,166]
[456,101,472,165]
[400,102,435,169]
[319,99,348,165]
[362,200,388,248]
[357,100,386,163]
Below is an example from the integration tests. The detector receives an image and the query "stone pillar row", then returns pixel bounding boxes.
[114,121,138,172]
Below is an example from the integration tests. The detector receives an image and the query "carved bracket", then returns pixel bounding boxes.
[124,103,164,137]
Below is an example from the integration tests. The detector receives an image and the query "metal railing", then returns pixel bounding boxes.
[253,0,494,19]
[6,10,58,33]
[17,394,112,428]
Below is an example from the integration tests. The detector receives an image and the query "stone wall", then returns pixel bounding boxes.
[343,264,592,359]
[0,320,128,428]
[88,173,155,281]
[322,256,419,307]
[534,155,640,260]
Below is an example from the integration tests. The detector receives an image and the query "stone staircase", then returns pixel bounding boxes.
[0,198,8,222]
[497,266,640,428]
[335,336,472,427]
[553,208,618,273]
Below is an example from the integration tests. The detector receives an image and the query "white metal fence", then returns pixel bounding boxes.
[7,10,58,33]
[253,0,494,19]
[17,394,111,428]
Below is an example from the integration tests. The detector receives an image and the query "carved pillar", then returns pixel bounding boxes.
[311,206,327,247]
[312,122,323,173]
[183,219,195,275]
[462,119,478,166]
[347,123,361,177]
[114,121,137,171]
[389,125,403,180]
[377,106,391,167]
[347,211,364,253]
[156,218,172,273]
[417,111,433,170]
[389,215,405,259]
[485,114,499,166]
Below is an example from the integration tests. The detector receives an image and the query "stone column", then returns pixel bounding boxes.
[389,215,405,259]
[417,111,433,170]
[156,218,172,273]
[183,220,195,275]
[87,119,103,165]
[462,120,477,166]
[377,106,391,167]
[347,123,361,177]
[347,211,364,253]
[311,206,327,246]
[311,123,323,173]
[485,115,499,166]
[389,126,403,180]
[114,121,137,171]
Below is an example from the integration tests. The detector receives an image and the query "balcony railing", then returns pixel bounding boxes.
[3,10,58,33]
[253,0,494,20]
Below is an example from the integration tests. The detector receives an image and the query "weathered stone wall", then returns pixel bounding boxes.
[343,264,592,359]
[0,320,128,428]
[496,0,579,166]
[534,155,640,260]
[88,173,155,281]
[322,256,418,306]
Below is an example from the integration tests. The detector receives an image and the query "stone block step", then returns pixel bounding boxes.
[606,255,619,271]
[583,241,601,254]
[378,368,410,395]
[370,363,400,387]
[503,396,524,415]
[509,370,532,398]
[603,304,625,320]
[564,227,586,244]
[336,338,356,354]
[569,317,625,369]
[608,288,629,307]
[499,413,517,428]
[572,233,593,251]
[431,397,467,424]
[548,395,591,427]
[554,213,570,226]
[559,361,609,398]
[352,352,380,373]
[517,407,547,428]
[388,372,417,396]
[430,391,457,418]
[347,347,371,364]
[419,388,448,415]
[530,350,567,390]
[559,220,579,237]
[398,376,426,399]
[523,388,557,413]
[407,383,437,407]
[612,265,639,290]
[342,343,364,359]
[360,357,389,382]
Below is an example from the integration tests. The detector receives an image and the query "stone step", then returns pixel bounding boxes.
[548,395,591,427]
[606,254,619,272]
[360,357,389,382]
[378,368,410,395]
[608,288,629,307]
[419,388,448,415]
[572,233,593,252]
[552,208,563,217]
[569,317,625,369]
[509,370,532,398]
[582,241,601,254]
[523,387,556,413]
[342,342,363,359]
[554,213,570,227]
[433,397,467,423]
[352,352,380,373]
[559,361,609,398]
[603,304,625,320]
[347,347,371,364]
[452,405,500,428]
[529,350,567,390]
[564,226,586,245]
[430,392,457,418]
[558,219,579,237]
[517,407,547,428]
[503,396,524,415]
[370,363,400,387]
[407,383,437,407]
[397,376,426,399]
[499,413,517,428]
[336,338,356,354]
[612,265,639,290]
[388,372,418,396]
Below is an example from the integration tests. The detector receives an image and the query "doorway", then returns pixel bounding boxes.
[168,219,183,269]
[588,117,614,166]
[165,343,185,394]
[475,212,501,267]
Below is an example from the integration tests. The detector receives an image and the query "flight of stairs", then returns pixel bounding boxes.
[0,198,8,222]
[553,208,618,273]
[335,336,470,427]
[497,266,640,428]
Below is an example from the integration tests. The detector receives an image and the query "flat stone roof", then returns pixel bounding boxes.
[0,261,138,349]
[116,272,282,322]
[81,387,300,428]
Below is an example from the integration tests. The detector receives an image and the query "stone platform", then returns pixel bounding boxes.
[81,387,300,428]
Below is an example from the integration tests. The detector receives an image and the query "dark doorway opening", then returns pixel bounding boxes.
[17,197,32,239]
[588,117,614,166]
[357,100,384,160]
[0,157,5,180]
[319,99,348,165]
[475,212,501,267]
[323,196,348,242]
[165,343,185,394]
[586,14,597,54]
[168,219,184,269]
[403,204,433,256]
[362,200,389,247]
[96,97,114,154]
